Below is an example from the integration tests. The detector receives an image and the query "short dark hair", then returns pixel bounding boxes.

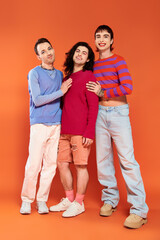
[64,42,95,76]
[34,38,52,55]
[95,25,114,51]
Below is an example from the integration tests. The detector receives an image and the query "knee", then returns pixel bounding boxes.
[58,161,70,172]
[25,165,40,179]
[75,164,85,168]
[75,165,89,179]
[75,165,88,172]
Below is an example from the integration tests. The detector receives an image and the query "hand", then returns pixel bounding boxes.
[82,137,93,148]
[86,81,103,96]
[61,78,72,94]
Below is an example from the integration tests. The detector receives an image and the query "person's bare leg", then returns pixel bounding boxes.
[76,165,89,194]
[49,162,73,212]
[61,165,88,217]
[74,165,89,204]
[58,162,73,191]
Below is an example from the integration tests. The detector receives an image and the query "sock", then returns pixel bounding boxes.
[65,190,74,202]
[75,193,85,205]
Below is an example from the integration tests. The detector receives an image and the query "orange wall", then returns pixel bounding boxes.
[0,0,160,209]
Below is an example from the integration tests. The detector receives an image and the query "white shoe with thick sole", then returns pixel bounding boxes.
[50,198,72,212]
[37,201,49,214]
[62,201,85,218]
[20,201,31,215]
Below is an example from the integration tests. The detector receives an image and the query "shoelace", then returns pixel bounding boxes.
[60,198,69,206]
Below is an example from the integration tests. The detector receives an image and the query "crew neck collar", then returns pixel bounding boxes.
[71,70,83,75]
[39,65,55,71]
[98,53,116,61]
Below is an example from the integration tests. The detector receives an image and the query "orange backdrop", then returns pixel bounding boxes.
[0,0,160,239]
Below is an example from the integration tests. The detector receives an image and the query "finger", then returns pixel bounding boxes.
[86,88,95,92]
[83,139,89,148]
[88,81,95,84]
[87,83,96,87]
[67,80,72,84]
[87,87,96,91]
[67,78,72,82]
[86,82,96,86]
[83,142,88,148]
[84,139,90,148]
[82,137,86,144]
[67,84,72,89]
[86,85,96,89]
[86,85,95,89]
[67,82,72,86]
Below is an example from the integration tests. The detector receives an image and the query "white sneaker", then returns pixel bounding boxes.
[20,201,31,215]
[62,201,85,217]
[49,198,72,212]
[37,201,49,214]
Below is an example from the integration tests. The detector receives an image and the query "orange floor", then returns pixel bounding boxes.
[0,180,159,240]
[0,199,159,240]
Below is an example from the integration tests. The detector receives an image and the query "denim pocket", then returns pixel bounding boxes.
[116,107,129,116]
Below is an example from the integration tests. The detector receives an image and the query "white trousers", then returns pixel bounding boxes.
[21,124,60,203]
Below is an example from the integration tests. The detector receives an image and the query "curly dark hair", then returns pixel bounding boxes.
[64,42,95,76]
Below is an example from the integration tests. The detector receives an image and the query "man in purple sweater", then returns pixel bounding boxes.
[50,42,98,217]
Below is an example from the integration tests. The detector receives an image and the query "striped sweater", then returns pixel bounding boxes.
[93,54,133,98]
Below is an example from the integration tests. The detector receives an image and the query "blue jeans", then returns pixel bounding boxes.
[96,104,148,218]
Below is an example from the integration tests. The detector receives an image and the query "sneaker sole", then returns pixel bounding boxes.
[62,209,85,218]
[36,206,49,214]
[124,218,147,229]
[38,211,49,214]
[49,204,72,212]
[100,207,117,217]
[20,211,31,215]
[49,208,68,212]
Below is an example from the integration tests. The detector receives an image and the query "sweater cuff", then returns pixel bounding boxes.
[83,131,95,140]
[57,89,64,98]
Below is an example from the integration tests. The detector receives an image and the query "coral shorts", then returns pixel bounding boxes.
[57,134,91,165]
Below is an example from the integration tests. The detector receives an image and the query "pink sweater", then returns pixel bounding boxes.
[61,70,99,139]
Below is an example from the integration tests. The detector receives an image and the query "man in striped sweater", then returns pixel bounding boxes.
[86,25,148,229]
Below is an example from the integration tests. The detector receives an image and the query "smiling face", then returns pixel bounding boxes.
[95,30,113,52]
[37,42,55,65]
[73,46,89,67]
